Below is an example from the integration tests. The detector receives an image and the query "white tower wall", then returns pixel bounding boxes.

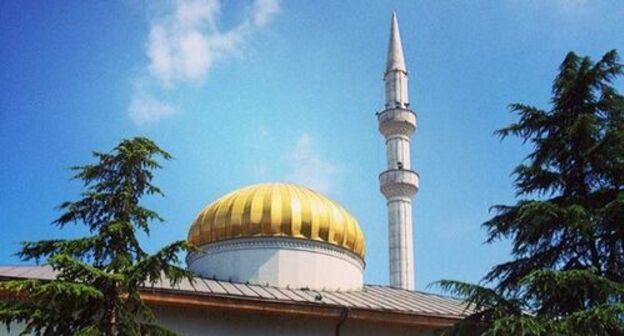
[387,198,414,287]
[378,13,419,290]
[385,70,409,108]
[385,135,411,169]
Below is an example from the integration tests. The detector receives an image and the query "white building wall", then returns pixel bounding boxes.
[151,305,437,336]
[0,311,438,336]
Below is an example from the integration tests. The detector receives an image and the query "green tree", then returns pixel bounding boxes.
[0,137,195,335]
[436,50,624,335]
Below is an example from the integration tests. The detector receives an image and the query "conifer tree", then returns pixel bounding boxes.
[0,137,195,335]
[436,50,624,335]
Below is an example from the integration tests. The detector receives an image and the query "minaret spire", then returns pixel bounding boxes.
[378,12,419,290]
[386,12,406,73]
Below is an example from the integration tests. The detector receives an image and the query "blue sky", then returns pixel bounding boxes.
[1,0,623,291]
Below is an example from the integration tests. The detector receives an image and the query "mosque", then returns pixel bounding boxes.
[0,13,469,335]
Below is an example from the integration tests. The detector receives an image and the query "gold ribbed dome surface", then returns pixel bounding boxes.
[188,183,366,258]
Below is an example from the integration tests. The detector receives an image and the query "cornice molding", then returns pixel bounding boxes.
[187,237,366,270]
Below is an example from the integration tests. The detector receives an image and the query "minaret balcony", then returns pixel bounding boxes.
[377,107,417,138]
[379,169,419,199]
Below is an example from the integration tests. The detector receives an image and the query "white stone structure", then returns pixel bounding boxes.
[187,237,364,291]
[378,12,419,290]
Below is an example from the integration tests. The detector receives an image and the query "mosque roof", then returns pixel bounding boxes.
[187,183,366,258]
[0,265,470,329]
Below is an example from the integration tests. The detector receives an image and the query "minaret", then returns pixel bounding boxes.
[378,12,419,290]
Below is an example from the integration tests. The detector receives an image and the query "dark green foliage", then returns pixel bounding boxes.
[435,50,624,335]
[0,137,195,335]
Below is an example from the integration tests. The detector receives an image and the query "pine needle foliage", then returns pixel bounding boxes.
[0,137,196,335]
[434,50,624,335]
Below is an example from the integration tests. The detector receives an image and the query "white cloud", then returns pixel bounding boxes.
[252,0,281,28]
[176,0,220,29]
[287,133,337,194]
[129,0,281,126]
[147,25,174,87]
[243,128,340,194]
[145,0,280,87]
[129,92,177,126]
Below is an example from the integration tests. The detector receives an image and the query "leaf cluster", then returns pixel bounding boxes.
[436,50,624,335]
[0,137,196,335]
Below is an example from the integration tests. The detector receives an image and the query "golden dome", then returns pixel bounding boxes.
[188,183,366,258]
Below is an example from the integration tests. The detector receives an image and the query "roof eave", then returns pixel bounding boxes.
[140,287,463,330]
